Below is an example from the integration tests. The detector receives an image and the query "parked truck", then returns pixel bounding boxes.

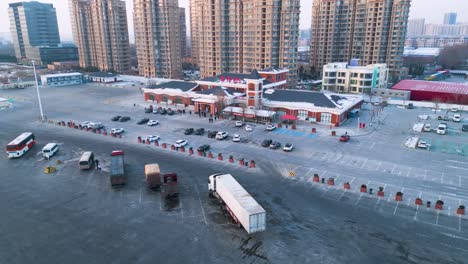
[110,150,125,186]
[208,173,266,234]
[145,164,179,197]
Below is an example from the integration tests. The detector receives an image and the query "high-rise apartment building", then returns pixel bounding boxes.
[179,7,187,59]
[443,12,457,25]
[69,0,131,73]
[407,19,425,37]
[190,0,300,86]
[309,0,411,81]
[133,0,181,79]
[9,1,60,60]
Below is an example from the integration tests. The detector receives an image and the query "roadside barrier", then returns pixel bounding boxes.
[180,146,185,152]
[327,178,335,186]
[377,187,384,197]
[435,200,444,210]
[360,184,367,193]
[207,152,213,158]
[343,182,350,189]
[188,147,194,155]
[311,128,316,133]
[249,160,256,168]
[229,155,234,163]
[313,174,320,182]
[457,206,465,215]
[395,192,403,201]
[415,198,423,206]
[239,158,245,166]
[217,153,223,160]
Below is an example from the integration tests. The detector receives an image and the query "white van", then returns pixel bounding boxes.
[42,143,59,159]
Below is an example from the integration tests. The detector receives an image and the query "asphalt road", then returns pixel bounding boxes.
[0,85,467,263]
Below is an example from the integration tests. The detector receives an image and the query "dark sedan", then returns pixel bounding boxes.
[261,139,272,147]
[197,144,210,152]
[137,118,150,125]
[184,128,194,135]
[207,130,218,138]
[119,116,130,122]
[269,141,281,149]
[111,115,121,121]
[194,128,205,135]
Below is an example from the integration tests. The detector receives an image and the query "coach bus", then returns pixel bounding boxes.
[6,132,36,158]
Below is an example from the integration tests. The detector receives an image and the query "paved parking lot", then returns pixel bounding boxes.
[1,83,468,263]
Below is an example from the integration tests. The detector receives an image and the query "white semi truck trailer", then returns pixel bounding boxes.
[208,173,266,234]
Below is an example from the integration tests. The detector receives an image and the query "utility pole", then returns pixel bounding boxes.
[32,60,45,121]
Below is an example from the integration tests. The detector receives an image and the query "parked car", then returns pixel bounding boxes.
[146,135,160,142]
[88,122,104,129]
[81,121,92,127]
[437,115,449,121]
[261,139,272,147]
[167,109,175,115]
[436,123,447,135]
[339,134,350,142]
[174,139,188,148]
[160,109,167,115]
[147,120,160,126]
[269,141,281,149]
[452,114,461,122]
[152,109,160,114]
[216,131,229,140]
[265,124,276,131]
[111,116,121,121]
[283,143,294,152]
[119,116,130,122]
[110,128,125,134]
[194,128,205,135]
[235,121,243,127]
[137,118,150,125]
[406,103,414,109]
[462,125,468,132]
[197,144,210,152]
[232,134,241,142]
[245,124,253,132]
[451,108,459,112]
[184,128,194,135]
[423,124,431,132]
[417,140,430,149]
[207,130,218,138]
[144,108,152,113]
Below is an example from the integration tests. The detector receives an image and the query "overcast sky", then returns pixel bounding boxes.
[1,0,466,42]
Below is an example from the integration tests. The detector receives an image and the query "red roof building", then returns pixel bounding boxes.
[392,80,468,105]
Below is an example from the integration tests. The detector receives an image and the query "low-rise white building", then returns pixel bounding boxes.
[40,72,84,87]
[322,63,388,94]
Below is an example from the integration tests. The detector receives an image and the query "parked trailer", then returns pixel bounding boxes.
[110,150,125,186]
[145,164,161,189]
[208,173,266,234]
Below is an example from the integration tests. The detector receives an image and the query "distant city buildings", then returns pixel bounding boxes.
[310,0,410,82]
[133,0,181,79]
[322,62,388,94]
[405,36,468,49]
[190,0,300,87]
[443,12,457,25]
[407,19,426,37]
[69,0,131,73]
[8,1,78,65]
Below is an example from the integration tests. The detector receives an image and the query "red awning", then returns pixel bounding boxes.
[281,114,298,120]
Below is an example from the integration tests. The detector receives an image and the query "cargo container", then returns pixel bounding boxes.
[110,150,125,186]
[208,173,266,234]
[145,164,161,189]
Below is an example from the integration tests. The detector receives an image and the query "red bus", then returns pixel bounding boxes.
[6,132,36,158]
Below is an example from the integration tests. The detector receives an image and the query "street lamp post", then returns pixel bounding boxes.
[32,60,45,121]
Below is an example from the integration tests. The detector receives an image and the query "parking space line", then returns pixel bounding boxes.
[441,173,445,184]
[424,169,427,181]
[360,158,368,169]
[376,161,382,171]
[459,175,462,187]
[391,164,396,174]
[194,184,208,225]
[406,167,412,178]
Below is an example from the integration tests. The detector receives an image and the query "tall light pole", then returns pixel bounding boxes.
[32,60,45,121]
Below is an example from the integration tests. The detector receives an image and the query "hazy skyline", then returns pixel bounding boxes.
[1,0,467,42]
